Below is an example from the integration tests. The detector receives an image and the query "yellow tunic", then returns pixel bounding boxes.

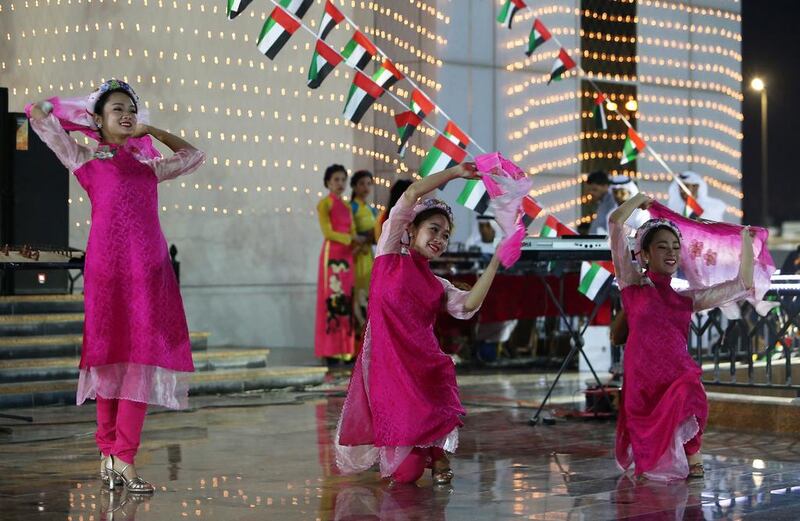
[350,197,378,294]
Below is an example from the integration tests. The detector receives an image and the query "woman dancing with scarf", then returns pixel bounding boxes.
[609,192,754,480]
[28,79,205,493]
[335,163,501,485]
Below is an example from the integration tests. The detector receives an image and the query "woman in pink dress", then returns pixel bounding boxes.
[28,79,205,493]
[609,192,754,480]
[314,164,361,364]
[335,163,501,485]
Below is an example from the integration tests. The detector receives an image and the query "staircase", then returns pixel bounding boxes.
[0,295,326,408]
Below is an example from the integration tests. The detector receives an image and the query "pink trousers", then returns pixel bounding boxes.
[96,396,148,464]
[391,447,447,484]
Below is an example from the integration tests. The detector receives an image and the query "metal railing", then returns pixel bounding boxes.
[689,281,800,390]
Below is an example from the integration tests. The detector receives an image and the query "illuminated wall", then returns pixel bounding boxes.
[434,0,742,228]
[0,0,443,349]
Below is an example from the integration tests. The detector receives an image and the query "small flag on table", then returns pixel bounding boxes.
[520,195,542,229]
[557,221,577,236]
[419,134,468,177]
[578,261,615,301]
[343,71,385,124]
[227,0,254,20]
[395,111,422,156]
[257,6,301,60]
[540,215,559,237]
[526,18,551,56]
[548,48,576,84]
[341,31,378,70]
[497,0,527,29]
[444,120,470,149]
[593,93,608,130]
[307,39,343,89]
[620,127,646,165]
[457,180,490,214]
[371,58,404,90]
[316,0,345,40]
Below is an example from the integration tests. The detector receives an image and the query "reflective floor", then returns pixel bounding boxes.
[2,372,800,520]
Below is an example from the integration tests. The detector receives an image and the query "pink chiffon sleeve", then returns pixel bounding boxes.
[436,276,480,320]
[375,195,414,257]
[681,275,751,312]
[609,219,642,290]
[143,148,206,183]
[28,113,93,172]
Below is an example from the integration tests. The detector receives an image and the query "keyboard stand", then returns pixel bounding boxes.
[529,274,613,425]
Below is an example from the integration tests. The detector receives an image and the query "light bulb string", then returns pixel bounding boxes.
[522,6,696,199]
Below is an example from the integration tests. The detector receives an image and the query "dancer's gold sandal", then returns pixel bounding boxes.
[105,455,155,494]
[432,459,454,485]
[688,463,705,478]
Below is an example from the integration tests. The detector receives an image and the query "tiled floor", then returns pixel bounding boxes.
[1,372,800,520]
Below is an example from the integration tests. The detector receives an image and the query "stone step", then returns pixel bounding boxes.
[0,313,85,336]
[0,331,210,359]
[0,348,270,383]
[0,294,85,315]
[0,365,327,408]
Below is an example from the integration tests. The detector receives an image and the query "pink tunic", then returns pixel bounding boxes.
[335,195,478,477]
[30,113,206,409]
[609,220,749,480]
[314,194,356,358]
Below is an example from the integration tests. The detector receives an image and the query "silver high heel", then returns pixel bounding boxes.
[105,455,155,494]
[100,454,123,487]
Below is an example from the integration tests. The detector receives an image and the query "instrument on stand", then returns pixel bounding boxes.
[520,236,611,261]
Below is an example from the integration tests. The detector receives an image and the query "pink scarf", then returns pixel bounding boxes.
[648,202,777,317]
[474,152,533,268]
[25,96,161,161]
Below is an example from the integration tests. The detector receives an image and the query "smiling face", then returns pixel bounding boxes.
[326,171,347,197]
[94,91,137,143]
[642,228,681,276]
[410,213,451,259]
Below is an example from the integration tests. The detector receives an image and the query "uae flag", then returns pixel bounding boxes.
[371,58,404,90]
[526,18,551,56]
[444,120,470,149]
[395,111,423,156]
[620,127,646,165]
[419,134,468,177]
[457,179,490,214]
[410,89,435,117]
[341,31,378,70]
[593,93,608,130]
[257,6,301,60]
[316,0,345,40]
[520,195,542,229]
[558,221,577,236]
[578,261,615,301]
[548,48,576,84]
[227,0,254,20]
[280,0,314,18]
[497,0,527,29]
[307,39,343,89]
[540,215,559,238]
[343,71,385,124]
[685,194,705,217]
[395,90,435,156]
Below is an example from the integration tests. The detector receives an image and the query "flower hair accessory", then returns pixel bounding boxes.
[411,198,454,224]
[86,79,140,118]
[635,217,682,255]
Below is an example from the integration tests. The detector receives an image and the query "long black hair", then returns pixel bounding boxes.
[323,164,347,188]
[350,170,373,198]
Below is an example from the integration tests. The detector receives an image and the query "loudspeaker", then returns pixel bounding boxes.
[0,88,70,293]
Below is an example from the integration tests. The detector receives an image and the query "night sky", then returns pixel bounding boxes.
[741,0,800,227]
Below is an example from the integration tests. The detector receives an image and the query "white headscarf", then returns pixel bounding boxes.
[667,171,727,222]
[610,176,649,229]
[465,215,501,254]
